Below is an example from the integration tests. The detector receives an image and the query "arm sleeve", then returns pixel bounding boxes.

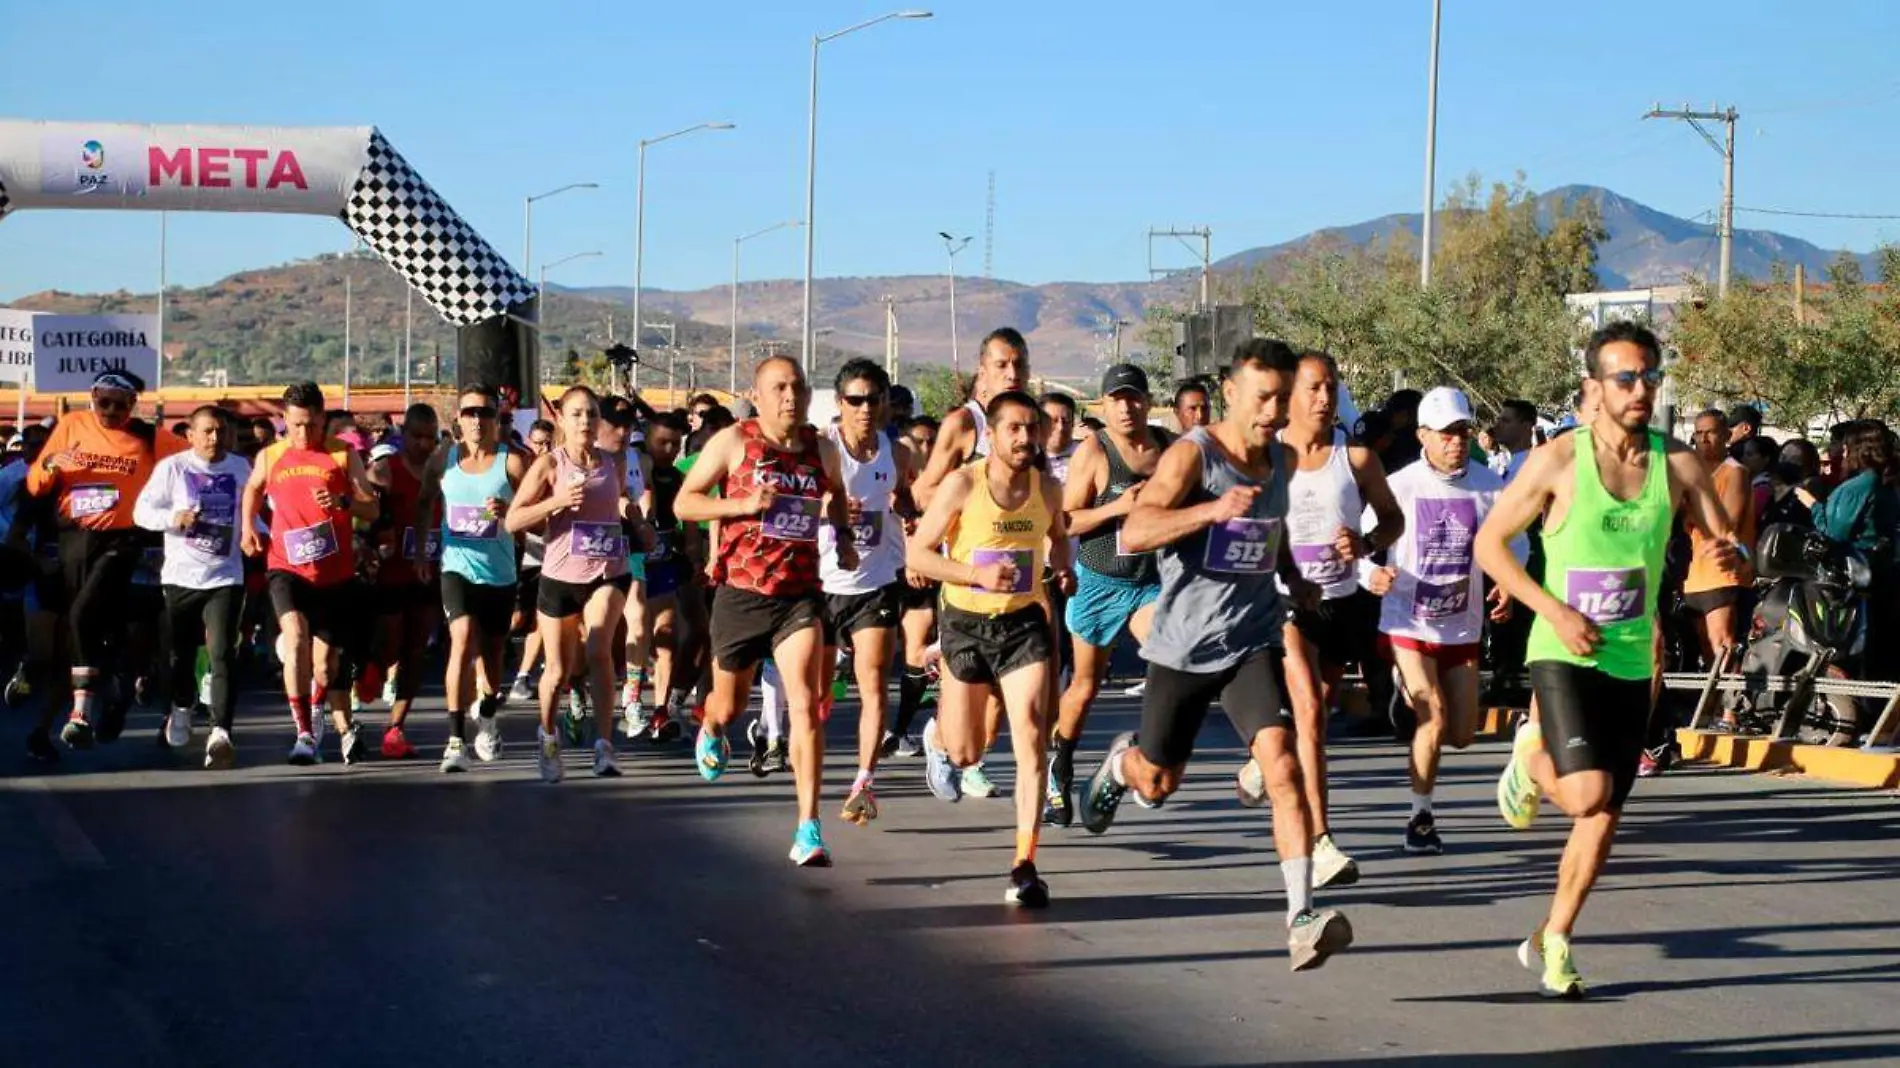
[132,458,176,533]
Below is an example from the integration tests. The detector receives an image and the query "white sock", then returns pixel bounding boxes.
[760,662,787,743]
[1411,790,1433,817]
[1281,857,1314,925]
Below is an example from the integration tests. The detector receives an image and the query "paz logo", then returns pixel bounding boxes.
[81,141,105,170]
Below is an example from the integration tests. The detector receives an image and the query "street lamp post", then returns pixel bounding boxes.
[635,121,735,392]
[523,182,600,283]
[802,9,934,374]
[539,250,604,380]
[732,219,803,393]
[939,231,971,373]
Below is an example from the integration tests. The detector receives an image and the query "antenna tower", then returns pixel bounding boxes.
[983,170,995,279]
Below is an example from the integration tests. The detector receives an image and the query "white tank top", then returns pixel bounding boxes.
[1284,430,1364,601]
[1377,460,1505,646]
[964,399,990,458]
[820,425,903,594]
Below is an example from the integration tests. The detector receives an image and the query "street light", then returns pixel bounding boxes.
[802,9,934,373]
[539,250,604,347]
[524,182,600,281]
[635,121,736,391]
[939,231,971,373]
[733,219,804,392]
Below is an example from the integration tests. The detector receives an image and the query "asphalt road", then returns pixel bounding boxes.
[2,681,1897,1067]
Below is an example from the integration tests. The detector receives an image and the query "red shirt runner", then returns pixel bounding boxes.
[716,420,829,597]
[260,439,357,587]
[376,457,439,587]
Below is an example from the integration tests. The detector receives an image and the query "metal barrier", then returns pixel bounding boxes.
[1661,648,1900,751]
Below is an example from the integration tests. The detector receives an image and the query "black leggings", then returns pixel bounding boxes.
[58,527,147,685]
[164,585,243,731]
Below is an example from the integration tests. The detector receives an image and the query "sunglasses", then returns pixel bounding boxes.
[839,392,883,408]
[93,395,132,413]
[460,405,497,420]
[1602,369,1665,390]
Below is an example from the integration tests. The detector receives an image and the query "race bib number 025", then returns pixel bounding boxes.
[763,495,821,543]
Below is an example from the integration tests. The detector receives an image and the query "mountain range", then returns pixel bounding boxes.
[5,185,1880,381]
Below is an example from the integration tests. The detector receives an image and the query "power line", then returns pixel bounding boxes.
[1736,206,1900,221]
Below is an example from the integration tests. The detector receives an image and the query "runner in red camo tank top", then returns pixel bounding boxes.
[716,419,831,598]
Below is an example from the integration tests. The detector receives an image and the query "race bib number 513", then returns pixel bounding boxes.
[1203,517,1280,575]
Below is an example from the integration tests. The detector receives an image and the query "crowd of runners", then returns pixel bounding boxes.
[0,319,1759,997]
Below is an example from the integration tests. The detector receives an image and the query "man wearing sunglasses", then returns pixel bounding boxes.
[1477,321,1743,999]
[1363,387,1513,857]
[26,369,184,752]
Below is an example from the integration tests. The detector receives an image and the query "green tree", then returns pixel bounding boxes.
[908,365,969,419]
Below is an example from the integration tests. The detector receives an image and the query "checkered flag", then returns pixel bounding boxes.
[0,178,13,225]
[342,130,535,326]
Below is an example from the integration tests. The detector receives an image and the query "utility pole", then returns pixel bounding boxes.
[1111,318,1132,362]
[884,294,898,381]
[1148,227,1212,309]
[984,171,996,280]
[1645,103,1739,296]
[1420,0,1442,288]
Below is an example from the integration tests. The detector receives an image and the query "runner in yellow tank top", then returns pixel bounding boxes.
[908,390,1074,909]
[1475,322,1745,1000]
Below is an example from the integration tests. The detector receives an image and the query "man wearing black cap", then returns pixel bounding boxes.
[1726,403,1762,462]
[25,370,184,756]
[1043,363,1173,825]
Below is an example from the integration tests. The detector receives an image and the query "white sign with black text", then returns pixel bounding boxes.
[0,309,35,384]
[29,313,160,393]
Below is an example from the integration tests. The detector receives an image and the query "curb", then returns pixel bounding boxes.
[1674,729,1900,790]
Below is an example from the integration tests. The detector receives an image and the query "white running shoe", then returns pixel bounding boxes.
[1121,680,1147,698]
[474,711,503,762]
[961,762,999,798]
[204,727,236,770]
[622,699,651,741]
[288,732,320,766]
[340,724,364,766]
[593,738,622,777]
[440,737,473,774]
[164,706,193,749]
[1313,834,1362,889]
[197,673,214,710]
[507,676,536,705]
[538,729,564,784]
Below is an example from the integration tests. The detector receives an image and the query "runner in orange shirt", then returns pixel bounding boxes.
[25,370,184,750]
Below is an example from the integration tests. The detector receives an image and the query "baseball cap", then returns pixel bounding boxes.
[368,442,400,463]
[1100,363,1150,398]
[1417,387,1475,431]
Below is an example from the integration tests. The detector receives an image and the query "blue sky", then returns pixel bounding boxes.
[4,0,1899,302]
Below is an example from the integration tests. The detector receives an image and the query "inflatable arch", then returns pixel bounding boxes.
[0,120,538,394]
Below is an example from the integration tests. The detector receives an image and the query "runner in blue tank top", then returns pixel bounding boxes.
[417,385,528,773]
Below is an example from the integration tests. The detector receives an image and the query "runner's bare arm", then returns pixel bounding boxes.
[675,426,766,522]
[892,438,920,519]
[366,455,394,491]
[1475,437,1571,620]
[1119,439,1216,554]
[1061,436,1121,538]
[504,448,528,489]
[344,451,380,522]
[504,454,560,534]
[1042,471,1075,576]
[239,455,269,556]
[913,406,976,511]
[905,469,978,586]
[1667,441,1743,557]
[1349,445,1405,554]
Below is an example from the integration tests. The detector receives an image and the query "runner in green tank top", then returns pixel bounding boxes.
[1474,322,1745,1000]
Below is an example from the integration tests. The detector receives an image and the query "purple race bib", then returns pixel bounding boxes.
[1203,517,1279,575]
[969,547,1034,594]
[70,483,119,519]
[1291,542,1348,585]
[185,520,234,558]
[401,527,443,562]
[185,472,238,557]
[570,521,625,560]
[446,503,499,540]
[284,521,340,566]
[1567,567,1646,624]
[1412,576,1471,621]
[849,509,884,548]
[763,495,821,543]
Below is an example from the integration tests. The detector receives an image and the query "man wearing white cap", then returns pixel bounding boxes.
[1365,386,1512,855]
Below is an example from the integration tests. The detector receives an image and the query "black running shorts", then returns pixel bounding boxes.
[939,603,1051,686]
[267,571,362,651]
[710,585,824,673]
[441,571,514,635]
[1287,588,1381,669]
[1530,660,1651,810]
[1138,648,1290,769]
[537,573,633,620]
[900,572,939,612]
[823,583,903,646]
